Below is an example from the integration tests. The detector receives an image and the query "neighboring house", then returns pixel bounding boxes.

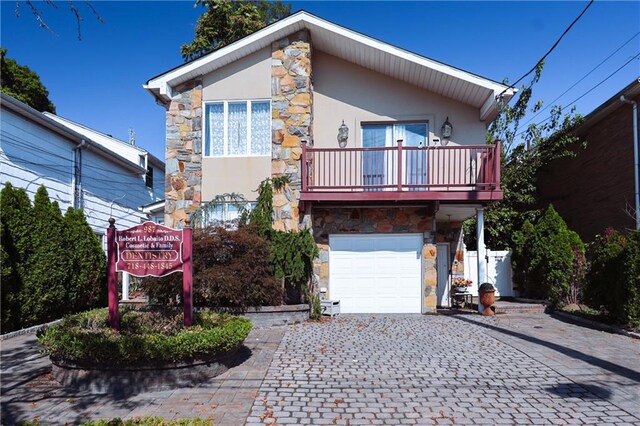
[140,200,166,224]
[537,79,640,242]
[0,92,165,234]
[144,11,514,313]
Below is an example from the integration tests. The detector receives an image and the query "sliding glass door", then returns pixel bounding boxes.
[362,123,428,190]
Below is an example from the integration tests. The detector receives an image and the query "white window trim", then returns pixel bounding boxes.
[202,99,272,158]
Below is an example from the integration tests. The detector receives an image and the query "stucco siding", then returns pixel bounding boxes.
[201,156,270,201]
[202,47,271,101]
[199,47,272,202]
[313,51,485,149]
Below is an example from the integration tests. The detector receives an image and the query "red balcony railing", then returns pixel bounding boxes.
[300,140,502,202]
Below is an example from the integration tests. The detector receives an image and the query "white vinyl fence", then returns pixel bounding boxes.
[463,249,514,297]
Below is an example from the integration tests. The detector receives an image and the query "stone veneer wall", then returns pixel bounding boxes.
[270,31,312,232]
[165,80,203,228]
[312,207,439,312]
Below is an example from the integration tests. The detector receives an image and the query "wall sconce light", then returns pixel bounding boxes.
[441,116,453,144]
[337,120,349,148]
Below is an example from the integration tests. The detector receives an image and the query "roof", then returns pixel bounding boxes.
[140,199,165,214]
[577,77,640,133]
[1,92,145,174]
[43,113,165,171]
[144,11,515,121]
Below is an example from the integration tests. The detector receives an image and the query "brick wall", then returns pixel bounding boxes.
[537,95,638,242]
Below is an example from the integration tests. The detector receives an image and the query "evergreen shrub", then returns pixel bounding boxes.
[0,183,106,333]
[585,229,640,328]
[511,205,585,306]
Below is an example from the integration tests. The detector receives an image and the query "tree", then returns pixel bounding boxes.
[181,0,291,61]
[463,63,584,250]
[0,48,56,113]
[0,183,33,332]
[20,186,70,325]
[64,207,107,312]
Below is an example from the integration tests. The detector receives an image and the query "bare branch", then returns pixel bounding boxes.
[25,0,56,36]
[83,0,105,24]
[68,0,83,41]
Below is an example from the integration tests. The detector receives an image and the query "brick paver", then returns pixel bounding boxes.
[247,314,640,425]
[1,326,285,425]
[2,313,639,425]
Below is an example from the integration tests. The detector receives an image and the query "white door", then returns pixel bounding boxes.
[329,234,423,313]
[436,243,451,307]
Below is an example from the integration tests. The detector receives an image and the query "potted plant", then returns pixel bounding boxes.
[452,277,472,293]
[478,282,496,316]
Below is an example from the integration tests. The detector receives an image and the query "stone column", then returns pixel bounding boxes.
[271,30,313,232]
[165,80,203,228]
[423,230,438,313]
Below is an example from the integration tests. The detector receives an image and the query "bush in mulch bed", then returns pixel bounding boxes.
[37,308,252,367]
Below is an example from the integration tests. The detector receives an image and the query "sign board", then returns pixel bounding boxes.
[106,218,193,330]
[115,222,183,277]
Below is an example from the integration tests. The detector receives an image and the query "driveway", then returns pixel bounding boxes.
[2,314,639,425]
[247,314,640,425]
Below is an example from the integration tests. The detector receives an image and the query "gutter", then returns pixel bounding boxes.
[620,94,639,230]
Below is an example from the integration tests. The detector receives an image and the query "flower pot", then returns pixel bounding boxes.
[479,289,495,316]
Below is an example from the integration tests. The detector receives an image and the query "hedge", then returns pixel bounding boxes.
[1,184,106,333]
[38,308,252,366]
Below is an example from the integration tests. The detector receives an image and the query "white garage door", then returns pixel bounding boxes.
[329,234,423,313]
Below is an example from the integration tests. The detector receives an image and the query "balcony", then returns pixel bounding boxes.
[300,141,502,202]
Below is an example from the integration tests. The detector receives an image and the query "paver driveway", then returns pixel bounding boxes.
[2,313,639,425]
[247,314,640,425]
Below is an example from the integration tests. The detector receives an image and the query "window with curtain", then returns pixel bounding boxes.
[204,100,271,157]
[362,122,429,190]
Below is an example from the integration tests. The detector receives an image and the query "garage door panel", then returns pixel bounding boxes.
[330,234,422,314]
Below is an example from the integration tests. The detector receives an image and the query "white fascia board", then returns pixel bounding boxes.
[145,11,512,104]
[301,14,510,95]
[479,88,518,122]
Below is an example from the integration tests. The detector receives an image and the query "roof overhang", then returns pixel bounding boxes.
[145,11,515,122]
[577,77,640,134]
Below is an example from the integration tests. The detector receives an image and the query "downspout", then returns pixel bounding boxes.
[620,95,639,230]
[72,139,88,209]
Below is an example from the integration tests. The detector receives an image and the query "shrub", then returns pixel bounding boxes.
[1,184,106,333]
[511,220,536,297]
[143,227,282,310]
[38,308,252,366]
[585,229,640,328]
[511,205,584,306]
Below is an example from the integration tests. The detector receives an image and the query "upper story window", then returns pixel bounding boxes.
[204,100,271,157]
[145,166,153,189]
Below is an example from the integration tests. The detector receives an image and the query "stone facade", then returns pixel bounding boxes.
[311,207,438,313]
[165,80,203,228]
[270,31,313,232]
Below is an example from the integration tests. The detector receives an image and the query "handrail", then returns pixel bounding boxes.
[300,141,501,194]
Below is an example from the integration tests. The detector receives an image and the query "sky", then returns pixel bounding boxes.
[1,1,639,160]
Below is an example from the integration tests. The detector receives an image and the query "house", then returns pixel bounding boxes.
[537,79,640,242]
[0,92,165,234]
[144,11,514,313]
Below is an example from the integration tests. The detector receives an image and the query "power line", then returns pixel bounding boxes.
[497,0,594,99]
[515,51,640,137]
[518,31,640,130]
